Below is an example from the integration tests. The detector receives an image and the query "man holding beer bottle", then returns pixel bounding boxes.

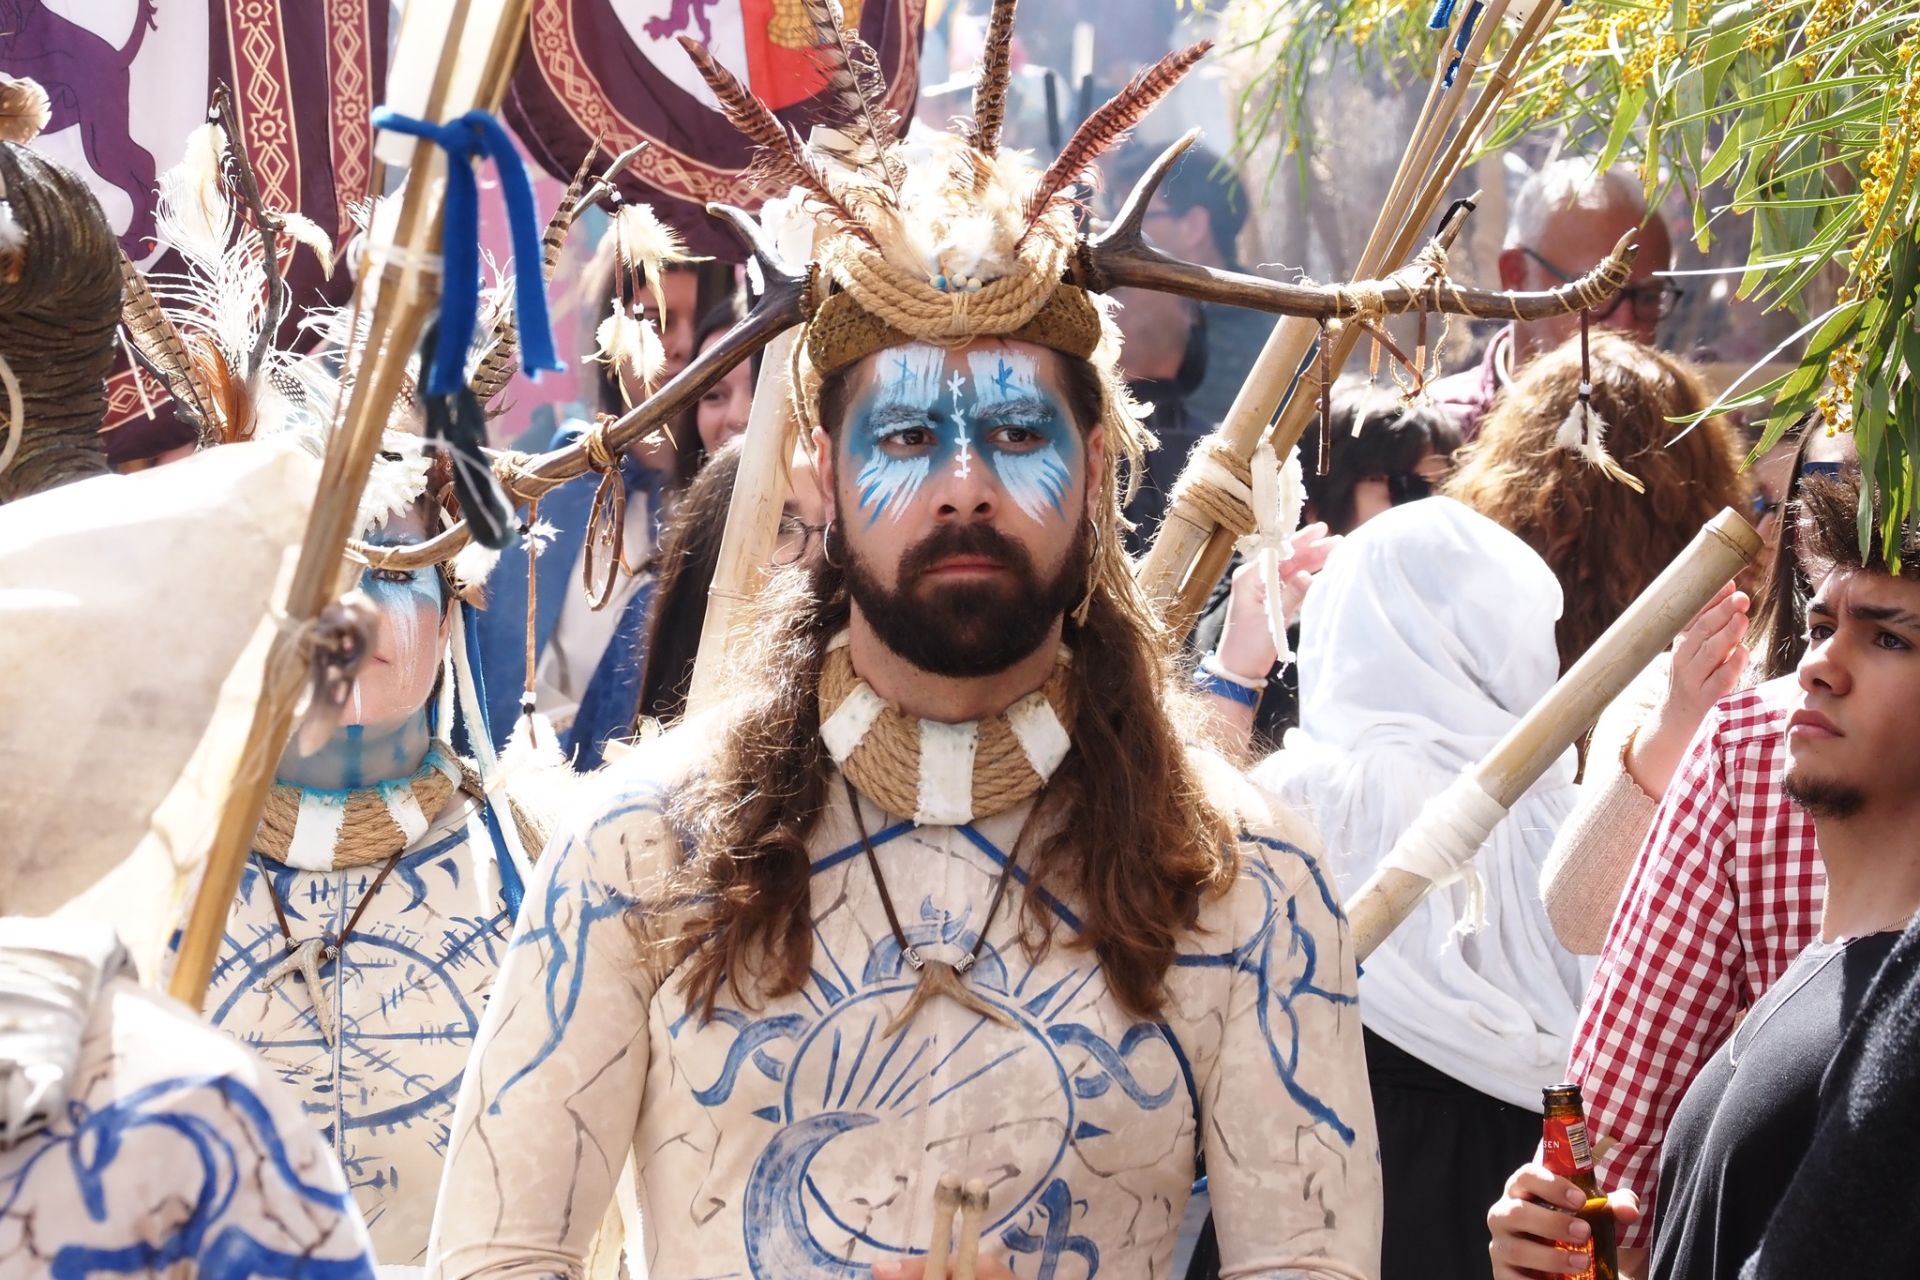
[1488,472,1920,1280]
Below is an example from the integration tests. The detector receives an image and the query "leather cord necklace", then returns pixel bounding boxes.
[842,774,1041,1036]
[253,850,403,1049]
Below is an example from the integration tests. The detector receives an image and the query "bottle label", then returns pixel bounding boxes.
[1543,1116,1595,1173]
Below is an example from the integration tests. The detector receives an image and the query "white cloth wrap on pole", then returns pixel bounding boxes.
[1373,772,1509,933]
[1194,442,1305,661]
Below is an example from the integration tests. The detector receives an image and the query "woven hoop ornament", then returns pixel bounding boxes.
[818,641,1075,823]
[581,417,631,611]
[0,351,21,478]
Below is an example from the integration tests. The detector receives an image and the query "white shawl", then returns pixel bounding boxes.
[1252,497,1588,1109]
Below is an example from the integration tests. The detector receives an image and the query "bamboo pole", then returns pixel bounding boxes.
[1137,0,1571,630]
[1344,508,1762,961]
[684,329,798,715]
[167,0,534,1010]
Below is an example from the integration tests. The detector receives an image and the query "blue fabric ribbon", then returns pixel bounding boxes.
[1428,0,1459,30]
[370,108,564,397]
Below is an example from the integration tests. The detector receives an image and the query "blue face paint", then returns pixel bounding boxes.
[843,344,1080,526]
[965,349,1076,522]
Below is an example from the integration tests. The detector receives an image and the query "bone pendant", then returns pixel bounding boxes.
[884,962,1018,1037]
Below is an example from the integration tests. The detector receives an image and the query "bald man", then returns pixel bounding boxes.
[1431,160,1675,438]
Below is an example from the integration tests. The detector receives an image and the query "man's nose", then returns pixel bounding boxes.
[1799,633,1850,698]
[925,448,1000,519]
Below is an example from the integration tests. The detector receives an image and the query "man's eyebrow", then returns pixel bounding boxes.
[1848,601,1920,629]
[972,395,1054,420]
[865,401,937,431]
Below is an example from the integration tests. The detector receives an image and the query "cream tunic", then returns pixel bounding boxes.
[0,976,375,1279]
[429,742,1381,1279]
[192,795,517,1266]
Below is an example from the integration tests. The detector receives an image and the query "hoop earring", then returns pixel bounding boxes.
[821,521,845,570]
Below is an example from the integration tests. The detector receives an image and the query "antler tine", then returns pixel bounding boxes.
[1075,203,1639,323]
[358,213,814,572]
[706,201,807,296]
[581,141,647,208]
[1094,127,1199,263]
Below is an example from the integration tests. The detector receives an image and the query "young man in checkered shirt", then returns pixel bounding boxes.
[1488,472,1920,1279]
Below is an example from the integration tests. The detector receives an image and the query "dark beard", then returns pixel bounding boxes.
[839,517,1089,677]
[1783,770,1866,819]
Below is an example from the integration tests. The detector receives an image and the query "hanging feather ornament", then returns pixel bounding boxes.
[586,298,667,408]
[1555,309,1646,493]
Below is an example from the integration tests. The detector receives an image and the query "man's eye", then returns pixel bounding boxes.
[371,567,416,586]
[1876,630,1911,651]
[880,427,933,450]
[1808,622,1835,642]
[990,424,1043,449]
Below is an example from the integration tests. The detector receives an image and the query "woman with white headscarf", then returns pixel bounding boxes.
[1251,495,1588,1280]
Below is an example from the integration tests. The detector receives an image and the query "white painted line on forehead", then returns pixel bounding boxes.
[966,349,1040,408]
[872,344,948,411]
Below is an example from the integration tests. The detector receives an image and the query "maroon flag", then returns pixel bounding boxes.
[506,0,926,260]
[0,1,388,456]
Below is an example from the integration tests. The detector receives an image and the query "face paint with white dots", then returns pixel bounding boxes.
[844,344,1080,526]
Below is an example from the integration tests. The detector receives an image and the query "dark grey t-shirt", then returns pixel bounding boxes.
[1651,930,1899,1280]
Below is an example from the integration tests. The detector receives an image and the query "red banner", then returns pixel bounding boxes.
[507,0,927,261]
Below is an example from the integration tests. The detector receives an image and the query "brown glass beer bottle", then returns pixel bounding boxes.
[1540,1084,1619,1280]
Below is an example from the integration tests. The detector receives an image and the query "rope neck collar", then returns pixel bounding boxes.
[817,634,1074,826]
[256,742,464,872]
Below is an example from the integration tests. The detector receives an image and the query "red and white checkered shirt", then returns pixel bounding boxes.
[1566,674,1823,1250]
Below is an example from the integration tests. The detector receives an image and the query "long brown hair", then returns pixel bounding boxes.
[659,361,1235,1024]
[1445,334,1751,669]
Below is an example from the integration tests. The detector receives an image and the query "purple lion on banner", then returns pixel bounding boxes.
[0,0,162,252]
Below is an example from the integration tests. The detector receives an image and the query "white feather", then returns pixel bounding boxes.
[277,210,336,278]
[588,301,665,399]
[0,201,23,254]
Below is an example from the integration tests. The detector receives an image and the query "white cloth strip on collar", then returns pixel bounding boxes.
[1006,692,1071,781]
[916,719,979,826]
[821,681,889,763]
[286,792,350,873]
[382,779,430,846]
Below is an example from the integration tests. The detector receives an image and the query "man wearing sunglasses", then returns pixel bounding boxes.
[1431,159,1677,438]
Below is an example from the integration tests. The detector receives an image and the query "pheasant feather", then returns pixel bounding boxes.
[678,34,878,246]
[966,0,1020,154]
[1023,40,1211,227]
[801,0,903,189]
[117,249,221,438]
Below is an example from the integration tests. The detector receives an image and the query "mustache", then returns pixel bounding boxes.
[894,522,1037,584]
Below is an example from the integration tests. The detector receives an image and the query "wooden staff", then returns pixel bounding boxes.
[1137,0,1570,630]
[924,1173,963,1280]
[167,0,533,1010]
[1344,508,1762,960]
[954,1178,991,1280]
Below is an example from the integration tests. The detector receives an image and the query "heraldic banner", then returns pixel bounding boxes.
[0,0,389,451]
[507,0,927,260]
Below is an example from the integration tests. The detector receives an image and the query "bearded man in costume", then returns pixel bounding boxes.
[426,12,1380,1277]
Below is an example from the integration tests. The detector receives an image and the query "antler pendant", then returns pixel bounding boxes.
[885,962,1016,1037]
